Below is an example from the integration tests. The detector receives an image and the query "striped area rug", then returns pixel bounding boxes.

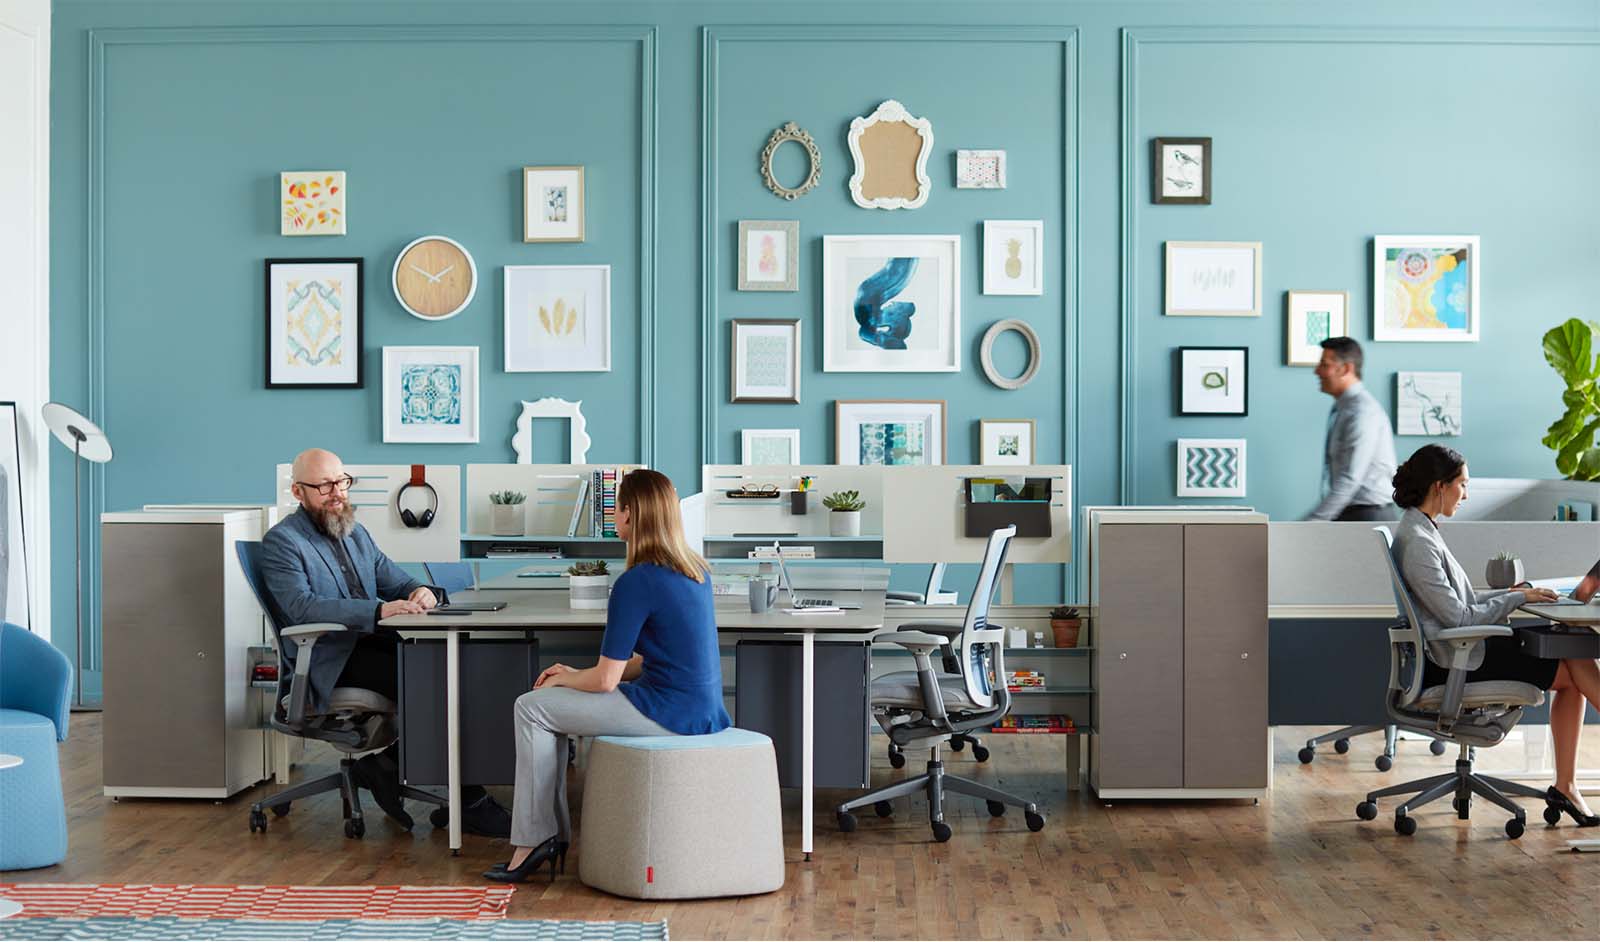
[0,885,514,920]
[0,916,669,939]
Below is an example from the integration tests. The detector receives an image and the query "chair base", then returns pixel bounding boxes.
[838,748,1043,842]
[1300,724,1448,769]
[1356,746,1547,839]
[246,756,444,839]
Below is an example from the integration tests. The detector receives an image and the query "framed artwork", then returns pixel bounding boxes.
[730,319,800,403]
[956,150,1007,189]
[1396,372,1463,436]
[835,399,946,466]
[741,429,801,466]
[760,122,822,201]
[382,346,479,444]
[979,418,1035,466]
[822,235,960,372]
[1151,138,1210,205]
[264,258,363,389]
[737,220,799,292]
[1178,346,1248,416]
[523,166,585,243]
[504,265,611,373]
[847,99,934,209]
[0,401,28,629]
[1165,241,1262,317]
[1177,438,1246,498]
[1373,236,1479,342]
[1286,290,1349,366]
[511,397,591,463]
[280,171,345,235]
[982,220,1043,296]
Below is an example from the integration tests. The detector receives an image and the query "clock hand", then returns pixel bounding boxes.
[408,264,442,284]
[435,264,455,280]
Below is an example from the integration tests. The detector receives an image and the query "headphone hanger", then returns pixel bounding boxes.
[395,464,439,529]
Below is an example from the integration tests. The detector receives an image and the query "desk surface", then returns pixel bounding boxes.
[1522,601,1600,626]
[382,587,886,633]
[476,564,892,593]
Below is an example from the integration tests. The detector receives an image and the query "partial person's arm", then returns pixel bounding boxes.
[621,653,644,681]
[536,656,630,693]
[1400,539,1525,629]
[261,529,383,632]
[363,530,440,607]
[533,571,650,694]
[1306,406,1382,521]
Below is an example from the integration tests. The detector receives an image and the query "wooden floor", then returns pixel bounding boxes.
[12,716,1600,939]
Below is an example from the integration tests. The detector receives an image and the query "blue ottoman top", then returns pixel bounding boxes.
[594,727,771,751]
[0,708,56,734]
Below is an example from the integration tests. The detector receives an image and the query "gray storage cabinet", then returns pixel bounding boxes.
[734,640,871,789]
[101,509,273,798]
[399,638,539,786]
[1089,510,1269,799]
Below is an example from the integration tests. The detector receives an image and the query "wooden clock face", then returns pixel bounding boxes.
[393,236,476,320]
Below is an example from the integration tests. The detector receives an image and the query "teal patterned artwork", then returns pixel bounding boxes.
[1176,438,1246,497]
[400,364,462,426]
[859,422,925,465]
[1304,309,1331,345]
[284,279,345,367]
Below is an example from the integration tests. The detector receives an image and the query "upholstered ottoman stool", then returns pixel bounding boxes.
[578,727,784,899]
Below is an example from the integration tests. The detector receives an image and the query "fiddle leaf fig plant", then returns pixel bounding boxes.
[1540,318,1600,481]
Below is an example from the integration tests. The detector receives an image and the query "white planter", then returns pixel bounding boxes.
[829,510,861,537]
[490,503,526,536]
[569,574,610,610]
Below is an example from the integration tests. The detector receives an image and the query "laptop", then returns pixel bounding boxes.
[770,543,858,610]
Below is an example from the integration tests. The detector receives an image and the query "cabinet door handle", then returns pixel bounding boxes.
[1119,652,1128,660]
[1240,652,1249,660]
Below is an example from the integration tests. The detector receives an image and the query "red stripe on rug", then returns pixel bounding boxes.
[0,885,514,920]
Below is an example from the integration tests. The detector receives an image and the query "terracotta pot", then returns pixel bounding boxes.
[1050,618,1081,649]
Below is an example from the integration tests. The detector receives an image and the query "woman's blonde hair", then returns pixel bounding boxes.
[618,469,709,583]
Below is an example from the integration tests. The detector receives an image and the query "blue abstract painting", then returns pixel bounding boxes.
[400,364,462,426]
[859,422,925,465]
[853,257,918,349]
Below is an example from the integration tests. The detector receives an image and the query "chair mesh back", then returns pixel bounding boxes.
[235,540,292,696]
[957,526,1016,708]
[1374,527,1427,701]
[423,561,474,594]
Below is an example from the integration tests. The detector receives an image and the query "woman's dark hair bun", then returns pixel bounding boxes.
[1392,443,1466,509]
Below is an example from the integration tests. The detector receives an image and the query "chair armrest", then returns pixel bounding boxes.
[895,620,962,636]
[280,623,346,726]
[1434,625,1513,642]
[281,622,348,641]
[1429,625,1511,732]
[884,630,949,653]
[885,591,925,604]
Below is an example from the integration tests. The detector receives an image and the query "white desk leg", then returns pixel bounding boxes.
[447,630,462,855]
[802,629,814,862]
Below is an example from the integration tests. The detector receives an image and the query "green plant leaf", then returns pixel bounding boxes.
[1555,416,1600,476]
[1577,447,1600,481]
[1543,318,1598,387]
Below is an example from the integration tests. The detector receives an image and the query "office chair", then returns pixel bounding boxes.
[1354,527,1549,838]
[422,561,474,594]
[884,561,988,767]
[1298,723,1447,771]
[837,526,1045,842]
[235,540,444,838]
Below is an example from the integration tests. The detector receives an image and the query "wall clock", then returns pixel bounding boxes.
[392,235,478,320]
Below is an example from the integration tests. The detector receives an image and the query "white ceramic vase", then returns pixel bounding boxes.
[829,510,861,537]
[490,503,525,536]
[569,574,610,610]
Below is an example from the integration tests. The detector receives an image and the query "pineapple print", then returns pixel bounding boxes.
[1004,239,1023,280]
[758,234,778,276]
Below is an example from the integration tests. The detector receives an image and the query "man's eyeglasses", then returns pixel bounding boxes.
[296,475,356,496]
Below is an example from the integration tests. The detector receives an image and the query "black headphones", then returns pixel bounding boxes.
[396,464,438,529]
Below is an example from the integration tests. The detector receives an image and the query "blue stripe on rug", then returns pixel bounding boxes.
[0,917,668,940]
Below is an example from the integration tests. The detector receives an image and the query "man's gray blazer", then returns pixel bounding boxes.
[260,506,429,713]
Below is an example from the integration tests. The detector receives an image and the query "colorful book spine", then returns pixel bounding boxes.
[601,469,619,537]
[990,714,1076,734]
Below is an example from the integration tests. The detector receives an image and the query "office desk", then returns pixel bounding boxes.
[474,564,892,593]
[382,587,886,859]
[1522,600,1600,626]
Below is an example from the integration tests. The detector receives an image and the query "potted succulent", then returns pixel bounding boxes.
[1486,551,1524,590]
[823,489,865,537]
[489,490,527,536]
[567,560,610,610]
[1049,605,1082,648]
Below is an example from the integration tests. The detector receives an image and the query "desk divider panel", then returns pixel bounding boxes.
[275,463,461,563]
[701,465,885,540]
[465,463,645,538]
[881,465,1072,565]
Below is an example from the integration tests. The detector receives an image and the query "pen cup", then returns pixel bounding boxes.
[790,491,808,515]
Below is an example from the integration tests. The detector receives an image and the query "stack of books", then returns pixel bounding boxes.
[1556,501,1596,522]
[589,468,625,537]
[1005,670,1045,692]
[990,714,1075,735]
[748,545,817,560]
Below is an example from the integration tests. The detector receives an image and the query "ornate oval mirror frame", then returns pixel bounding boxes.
[760,122,822,201]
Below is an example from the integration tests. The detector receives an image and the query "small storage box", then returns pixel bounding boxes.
[1517,624,1600,660]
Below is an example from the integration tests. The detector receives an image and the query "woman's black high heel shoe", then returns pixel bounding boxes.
[483,836,569,883]
[1545,787,1600,827]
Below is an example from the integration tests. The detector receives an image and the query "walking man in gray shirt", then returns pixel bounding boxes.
[1307,337,1398,521]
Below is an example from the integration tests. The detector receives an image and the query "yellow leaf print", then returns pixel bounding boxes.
[538,304,552,334]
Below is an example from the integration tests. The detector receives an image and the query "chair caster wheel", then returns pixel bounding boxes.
[888,750,906,770]
[1545,804,1564,826]
[249,810,267,833]
[1453,796,1470,818]
[1374,754,1393,772]
[1333,738,1350,754]
[1355,801,1377,821]
[1025,810,1045,832]
[950,738,964,753]
[1506,817,1524,839]
[987,800,1006,818]
[1297,747,1315,764]
[1430,740,1447,756]
[874,801,894,818]
[837,811,857,833]
[430,808,449,829]
[344,818,365,839]
[931,820,952,842]
[971,745,990,763]
[271,803,291,817]
[1394,813,1417,836]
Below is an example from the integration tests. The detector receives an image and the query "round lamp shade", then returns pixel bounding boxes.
[42,402,113,463]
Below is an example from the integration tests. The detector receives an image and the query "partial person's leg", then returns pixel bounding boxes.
[1548,665,1594,816]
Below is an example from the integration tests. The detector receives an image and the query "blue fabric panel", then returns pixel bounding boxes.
[0,623,73,741]
[594,727,771,751]
[0,707,68,869]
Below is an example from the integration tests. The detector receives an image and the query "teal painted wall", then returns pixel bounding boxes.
[47,1,1600,683]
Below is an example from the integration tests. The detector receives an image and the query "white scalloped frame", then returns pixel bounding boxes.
[511,397,591,464]
[847,100,933,210]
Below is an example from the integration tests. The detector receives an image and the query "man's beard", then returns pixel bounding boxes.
[312,501,357,540]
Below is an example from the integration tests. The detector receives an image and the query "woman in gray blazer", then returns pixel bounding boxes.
[1391,444,1600,826]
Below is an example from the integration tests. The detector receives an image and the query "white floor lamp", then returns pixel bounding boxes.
[41,402,113,710]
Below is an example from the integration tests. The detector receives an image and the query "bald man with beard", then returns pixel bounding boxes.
[260,448,510,837]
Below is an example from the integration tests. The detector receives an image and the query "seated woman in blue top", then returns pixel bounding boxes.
[1390,444,1600,827]
[485,469,730,883]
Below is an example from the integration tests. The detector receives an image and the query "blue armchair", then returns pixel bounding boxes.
[0,622,73,869]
